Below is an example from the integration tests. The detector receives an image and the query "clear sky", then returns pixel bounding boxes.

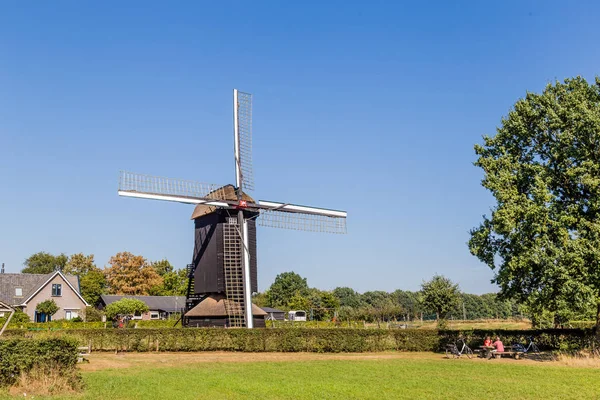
[1,1,599,294]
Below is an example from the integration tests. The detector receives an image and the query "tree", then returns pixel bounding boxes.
[332,287,363,308]
[287,291,311,312]
[79,269,107,305]
[266,272,309,308]
[150,269,188,296]
[151,259,174,277]
[104,298,149,320]
[252,292,269,308]
[22,252,67,274]
[307,289,340,320]
[65,253,106,305]
[36,299,59,318]
[420,275,460,324]
[104,252,163,295]
[64,253,96,275]
[469,77,600,327]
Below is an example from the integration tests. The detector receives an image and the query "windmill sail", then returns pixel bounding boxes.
[234,90,254,192]
[257,200,347,234]
[118,171,229,205]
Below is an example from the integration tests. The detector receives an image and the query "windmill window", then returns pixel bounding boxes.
[52,284,62,296]
[15,287,23,297]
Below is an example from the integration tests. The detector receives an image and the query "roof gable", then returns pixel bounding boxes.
[22,271,89,307]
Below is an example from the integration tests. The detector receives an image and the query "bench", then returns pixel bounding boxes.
[77,345,91,363]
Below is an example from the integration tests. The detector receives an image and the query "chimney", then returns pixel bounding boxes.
[1,263,4,274]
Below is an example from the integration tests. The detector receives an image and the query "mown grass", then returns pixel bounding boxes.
[2,354,599,399]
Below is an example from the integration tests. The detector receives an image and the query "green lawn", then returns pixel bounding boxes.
[3,354,600,399]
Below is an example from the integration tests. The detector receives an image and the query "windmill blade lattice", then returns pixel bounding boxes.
[119,171,228,202]
[258,209,347,234]
[236,91,254,191]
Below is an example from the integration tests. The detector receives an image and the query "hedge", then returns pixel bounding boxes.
[0,337,81,387]
[2,328,596,353]
[1,319,180,330]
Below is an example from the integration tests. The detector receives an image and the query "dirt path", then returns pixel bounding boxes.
[79,351,554,372]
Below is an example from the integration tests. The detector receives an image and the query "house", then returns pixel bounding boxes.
[98,295,186,320]
[0,269,89,322]
[261,306,286,321]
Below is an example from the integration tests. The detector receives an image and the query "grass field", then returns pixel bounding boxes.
[2,352,599,399]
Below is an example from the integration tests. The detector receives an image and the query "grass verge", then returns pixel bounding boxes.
[1,352,598,399]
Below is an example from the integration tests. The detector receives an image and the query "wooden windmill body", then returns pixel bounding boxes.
[118,90,347,328]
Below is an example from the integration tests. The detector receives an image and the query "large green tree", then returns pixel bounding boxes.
[266,272,309,308]
[469,77,600,327]
[65,253,106,305]
[22,252,67,274]
[420,275,460,323]
[332,287,363,308]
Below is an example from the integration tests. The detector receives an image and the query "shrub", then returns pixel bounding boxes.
[0,337,82,391]
[105,298,149,319]
[84,306,104,322]
[36,300,59,317]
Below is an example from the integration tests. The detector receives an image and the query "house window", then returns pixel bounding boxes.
[150,312,160,320]
[65,311,72,320]
[15,287,23,297]
[52,284,62,296]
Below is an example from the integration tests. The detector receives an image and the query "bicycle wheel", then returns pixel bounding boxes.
[465,346,473,359]
[531,343,540,354]
[445,348,454,359]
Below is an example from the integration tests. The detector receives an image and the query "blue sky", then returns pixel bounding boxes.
[1,1,599,294]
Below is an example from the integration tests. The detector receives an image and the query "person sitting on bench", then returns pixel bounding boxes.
[483,336,492,347]
[492,336,504,353]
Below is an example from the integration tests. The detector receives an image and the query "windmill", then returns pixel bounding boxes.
[118,89,347,328]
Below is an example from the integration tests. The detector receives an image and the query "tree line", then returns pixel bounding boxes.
[252,272,521,325]
[19,251,188,305]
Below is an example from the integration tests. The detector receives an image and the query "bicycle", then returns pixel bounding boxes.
[445,337,473,359]
[512,336,540,354]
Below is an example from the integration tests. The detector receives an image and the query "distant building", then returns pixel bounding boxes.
[288,310,307,321]
[261,307,285,321]
[0,270,89,322]
[98,295,186,320]
[184,294,267,328]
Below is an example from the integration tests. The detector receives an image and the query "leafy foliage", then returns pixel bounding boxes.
[470,77,600,327]
[104,298,149,319]
[266,272,309,308]
[333,287,363,308]
[151,259,174,276]
[84,306,104,322]
[0,337,81,388]
[22,252,68,274]
[420,275,460,322]
[104,252,163,295]
[36,299,59,316]
[2,328,595,353]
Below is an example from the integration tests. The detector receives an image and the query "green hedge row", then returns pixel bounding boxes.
[3,319,180,330]
[3,328,596,353]
[0,337,80,387]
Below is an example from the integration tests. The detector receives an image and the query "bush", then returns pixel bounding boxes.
[0,310,30,327]
[0,337,82,390]
[84,306,104,322]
